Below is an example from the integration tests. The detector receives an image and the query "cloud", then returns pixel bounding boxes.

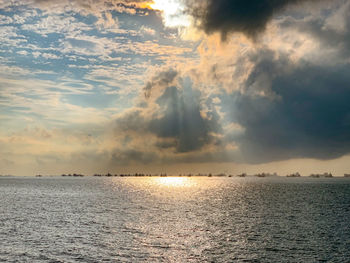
[2,0,350,174]
[280,0,350,59]
[31,0,150,15]
[171,0,350,164]
[140,25,156,35]
[110,0,350,165]
[96,11,118,28]
[114,69,223,157]
[185,0,321,39]
[21,14,92,37]
[143,68,178,98]
[149,85,220,152]
[222,51,350,163]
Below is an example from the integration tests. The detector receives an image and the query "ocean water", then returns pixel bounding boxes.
[0,177,349,262]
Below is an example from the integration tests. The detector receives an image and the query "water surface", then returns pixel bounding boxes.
[1,177,349,262]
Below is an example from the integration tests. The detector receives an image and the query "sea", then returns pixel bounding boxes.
[1,176,349,262]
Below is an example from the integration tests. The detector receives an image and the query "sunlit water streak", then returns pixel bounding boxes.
[120,176,197,189]
[150,176,195,187]
[1,177,350,262]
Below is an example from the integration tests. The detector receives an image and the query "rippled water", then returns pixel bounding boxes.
[1,177,350,262]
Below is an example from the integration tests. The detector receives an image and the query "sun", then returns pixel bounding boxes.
[150,0,190,28]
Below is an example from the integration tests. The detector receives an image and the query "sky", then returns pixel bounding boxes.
[0,0,350,176]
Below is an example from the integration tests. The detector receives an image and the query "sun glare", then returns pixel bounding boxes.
[153,177,194,187]
[150,0,190,28]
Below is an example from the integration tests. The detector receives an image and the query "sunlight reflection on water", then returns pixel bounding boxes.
[114,176,220,200]
[1,177,350,262]
[150,177,195,187]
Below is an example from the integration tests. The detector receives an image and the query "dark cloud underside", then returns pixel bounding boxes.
[116,70,222,155]
[224,56,350,163]
[149,85,220,152]
[186,0,319,39]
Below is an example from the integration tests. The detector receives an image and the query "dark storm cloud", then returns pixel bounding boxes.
[222,54,350,163]
[185,0,319,39]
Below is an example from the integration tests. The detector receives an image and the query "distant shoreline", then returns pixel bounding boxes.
[2,173,350,178]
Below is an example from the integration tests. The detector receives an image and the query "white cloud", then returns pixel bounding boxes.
[17,50,28,56]
[41,53,60,59]
[140,25,156,35]
[0,14,13,24]
[21,14,92,37]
